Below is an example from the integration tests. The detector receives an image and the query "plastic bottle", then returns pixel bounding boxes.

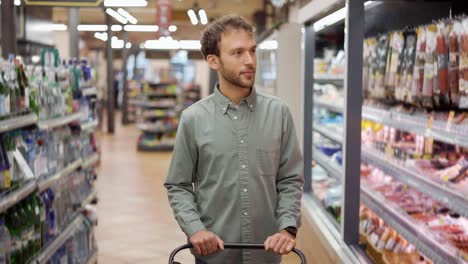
[0,217,12,264]
[5,207,21,264]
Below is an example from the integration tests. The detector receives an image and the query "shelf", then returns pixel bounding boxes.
[361,146,468,218]
[313,148,343,180]
[33,215,86,264]
[362,105,468,147]
[37,159,83,193]
[137,144,174,152]
[360,184,462,264]
[313,124,343,143]
[81,190,98,208]
[314,98,344,114]
[314,75,344,85]
[82,86,97,96]
[130,100,176,109]
[143,113,178,119]
[144,92,177,97]
[0,113,37,133]
[37,113,82,130]
[85,250,98,264]
[80,119,99,131]
[137,123,177,133]
[81,153,99,169]
[0,180,37,214]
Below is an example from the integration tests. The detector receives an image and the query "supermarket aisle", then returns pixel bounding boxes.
[94,119,193,263]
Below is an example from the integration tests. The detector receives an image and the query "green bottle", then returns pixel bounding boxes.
[5,207,21,264]
[17,203,29,263]
[23,198,35,260]
[31,195,42,254]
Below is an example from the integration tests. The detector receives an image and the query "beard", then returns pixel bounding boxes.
[218,59,255,89]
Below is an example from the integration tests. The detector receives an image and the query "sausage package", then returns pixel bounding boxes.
[422,24,437,109]
[449,21,462,107]
[375,35,390,99]
[366,38,378,99]
[387,32,405,102]
[459,18,468,109]
[410,27,426,107]
[436,22,450,107]
[401,33,417,104]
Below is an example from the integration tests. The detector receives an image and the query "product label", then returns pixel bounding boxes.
[446,111,455,131]
[385,237,396,250]
[460,54,468,69]
[369,232,379,246]
[460,96,468,109]
[13,149,35,180]
[424,63,434,78]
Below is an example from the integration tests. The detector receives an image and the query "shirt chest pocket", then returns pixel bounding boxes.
[256,147,280,177]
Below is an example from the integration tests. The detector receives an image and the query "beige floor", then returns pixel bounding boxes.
[94,117,299,263]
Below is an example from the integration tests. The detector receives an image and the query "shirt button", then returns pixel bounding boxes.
[241,165,246,169]
[244,212,248,216]
[243,188,247,192]
[223,107,226,111]
[234,116,238,120]
[250,105,253,108]
[240,139,245,144]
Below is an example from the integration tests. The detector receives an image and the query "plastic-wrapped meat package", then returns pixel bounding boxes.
[367,38,378,98]
[375,35,390,99]
[363,39,377,99]
[459,18,468,109]
[410,27,426,107]
[422,24,437,109]
[386,32,405,102]
[436,22,450,107]
[449,21,462,107]
[402,33,417,104]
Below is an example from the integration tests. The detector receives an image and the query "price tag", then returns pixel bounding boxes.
[13,149,35,180]
[385,144,394,159]
[446,111,455,131]
[427,113,435,129]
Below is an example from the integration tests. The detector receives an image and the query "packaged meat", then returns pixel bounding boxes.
[401,33,417,104]
[436,22,450,107]
[449,21,462,107]
[386,31,405,102]
[411,27,426,107]
[422,24,437,109]
[367,38,378,99]
[459,18,468,109]
[375,35,390,99]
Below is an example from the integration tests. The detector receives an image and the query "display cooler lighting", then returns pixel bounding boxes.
[314,1,375,32]
[187,9,198,25]
[104,0,147,7]
[124,25,159,32]
[106,8,128,24]
[117,8,138,25]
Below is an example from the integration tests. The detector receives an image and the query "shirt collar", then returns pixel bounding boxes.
[213,83,256,114]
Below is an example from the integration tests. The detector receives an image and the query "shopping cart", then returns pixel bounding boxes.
[169,243,307,264]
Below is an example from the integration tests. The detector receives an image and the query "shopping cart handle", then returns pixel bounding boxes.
[169,243,307,264]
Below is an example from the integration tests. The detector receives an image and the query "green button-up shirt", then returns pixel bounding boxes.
[164,86,304,264]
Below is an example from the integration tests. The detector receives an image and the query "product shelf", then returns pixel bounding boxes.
[314,98,344,114]
[313,124,343,144]
[360,184,463,264]
[81,153,99,169]
[37,159,83,193]
[81,190,98,208]
[137,123,177,133]
[361,146,468,218]
[0,113,37,133]
[362,105,468,148]
[80,119,99,131]
[314,75,344,85]
[37,113,82,130]
[0,180,37,214]
[137,143,174,152]
[81,86,97,97]
[33,214,86,264]
[313,147,343,181]
[144,92,177,97]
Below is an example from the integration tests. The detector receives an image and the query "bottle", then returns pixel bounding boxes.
[0,71,6,117]
[5,207,21,264]
[0,135,12,192]
[23,199,35,261]
[17,203,29,262]
[0,216,12,264]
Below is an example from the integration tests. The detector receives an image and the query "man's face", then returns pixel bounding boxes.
[217,29,257,89]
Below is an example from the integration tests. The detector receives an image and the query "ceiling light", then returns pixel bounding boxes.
[112,39,124,49]
[104,0,147,7]
[78,24,108,31]
[145,39,180,50]
[111,25,123,31]
[106,8,128,24]
[94,32,108,41]
[179,40,201,50]
[124,25,159,32]
[126,42,132,49]
[198,9,208,25]
[139,43,145,49]
[31,56,40,64]
[14,0,21,6]
[168,25,178,32]
[259,40,278,50]
[314,1,375,32]
[187,9,198,25]
[51,24,67,31]
[117,8,138,25]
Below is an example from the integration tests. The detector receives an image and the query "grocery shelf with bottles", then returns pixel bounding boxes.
[301,1,468,263]
[0,48,100,264]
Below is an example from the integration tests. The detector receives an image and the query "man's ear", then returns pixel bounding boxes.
[206,55,219,70]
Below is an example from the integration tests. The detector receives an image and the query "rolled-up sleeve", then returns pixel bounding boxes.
[164,113,205,237]
[276,104,304,231]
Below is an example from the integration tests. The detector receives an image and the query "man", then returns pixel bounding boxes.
[164,15,303,264]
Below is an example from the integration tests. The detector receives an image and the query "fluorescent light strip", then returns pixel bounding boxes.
[106,8,128,24]
[111,25,123,31]
[117,8,138,25]
[168,25,178,32]
[179,40,201,50]
[314,1,374,32]
[14,0,21,6]
[78,24,108,31]
[259,40,278,50]
[187,9,198,25]
[51,24,67,31]
[198,9,208,25]
[126,42,132,49]
[145,39,201,50]
[94,32,108,41]
[124,25,159,32]
[104,0,147,7]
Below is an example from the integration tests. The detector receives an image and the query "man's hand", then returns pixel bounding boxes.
[264,230,296,255]
[189,230,224,256]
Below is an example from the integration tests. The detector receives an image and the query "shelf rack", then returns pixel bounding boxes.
[37,113,82,130]
[0,113,37,133]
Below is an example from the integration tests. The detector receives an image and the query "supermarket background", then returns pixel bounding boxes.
[0,0,467,263]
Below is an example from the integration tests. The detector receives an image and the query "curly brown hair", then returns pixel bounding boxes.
[200,15,254,60]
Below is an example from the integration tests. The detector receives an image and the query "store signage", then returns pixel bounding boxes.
[24,0,103,7]
[156,0,172,37]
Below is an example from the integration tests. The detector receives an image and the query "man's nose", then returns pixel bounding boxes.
[243,53,255,66]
